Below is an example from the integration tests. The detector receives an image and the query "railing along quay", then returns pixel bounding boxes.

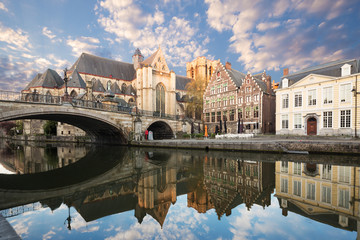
[0,90,191,121]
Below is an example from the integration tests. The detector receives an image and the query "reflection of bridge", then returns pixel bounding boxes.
[0,91,186,143]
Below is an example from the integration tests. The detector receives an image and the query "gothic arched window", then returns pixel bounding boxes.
[156,84,165,116]
[107,81,111,91]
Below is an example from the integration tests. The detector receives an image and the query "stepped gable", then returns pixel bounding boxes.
[37,69,64,88]
[68,69,86,88]
[70,53,136,81]
[176,75,192,91]
[24,73,42,90]
[281,59,360,87]
[251,72,268,92]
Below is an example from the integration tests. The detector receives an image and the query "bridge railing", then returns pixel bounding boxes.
[0,90,192,121]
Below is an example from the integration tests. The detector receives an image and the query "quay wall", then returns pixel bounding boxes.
[130,138,360,155]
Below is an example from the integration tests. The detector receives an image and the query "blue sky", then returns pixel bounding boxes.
[0,0,359,91]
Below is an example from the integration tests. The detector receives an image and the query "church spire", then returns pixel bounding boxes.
[133,48,144,70]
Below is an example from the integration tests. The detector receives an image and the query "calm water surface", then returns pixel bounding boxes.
[0,139,358,240]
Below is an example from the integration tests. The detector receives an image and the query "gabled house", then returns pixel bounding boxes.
[203,62,275,134]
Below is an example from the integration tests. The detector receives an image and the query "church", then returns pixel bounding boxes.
[22,47,192,118]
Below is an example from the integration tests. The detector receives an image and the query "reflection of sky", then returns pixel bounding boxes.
[0,163,15,174]
[8,195,357,240]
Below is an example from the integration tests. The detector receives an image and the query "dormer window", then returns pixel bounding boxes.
[282,78,288,88]
[341,64,351,77]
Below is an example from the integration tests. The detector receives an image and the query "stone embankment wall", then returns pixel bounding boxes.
[131,138,360,155]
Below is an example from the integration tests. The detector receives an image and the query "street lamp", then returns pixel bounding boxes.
[63,68,69,101]
[351,87,360,138]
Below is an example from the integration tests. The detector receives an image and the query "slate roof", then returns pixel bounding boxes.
[176,75,192,90]
[70,53,136,81]
[92,79,106,92]
[225,68,246,87]
[110,82,122,94]
[280,59,360,88]
[142,48,159,65]
[33,69,64,89]
[68,69,86,88]
[24,73,42,90]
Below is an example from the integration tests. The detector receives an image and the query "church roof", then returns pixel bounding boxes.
[142,48,160,66]
[176,75,192,90]
[70,53,136,81]
[280,59,360,88]
[68,69,86,88]
[31,69,64,89]
[24,73,42,90]
[92,79,106,92]
[110,82,122,94]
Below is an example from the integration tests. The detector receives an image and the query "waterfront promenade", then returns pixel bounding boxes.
[131,135,360,155]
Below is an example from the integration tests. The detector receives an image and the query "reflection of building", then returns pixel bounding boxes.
[275,161,360,235]
[275,59,360,136]
[200,157,275,219]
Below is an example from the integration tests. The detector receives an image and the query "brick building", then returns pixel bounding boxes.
[203,62,275,134]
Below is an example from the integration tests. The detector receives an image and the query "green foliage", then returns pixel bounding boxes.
[43,120,57,136]
[182,134,191,139]
[210,133,216,139]
[16,120,23,134]
[0,121,16,135]
[185,76,207,120]
[195,133,203,138]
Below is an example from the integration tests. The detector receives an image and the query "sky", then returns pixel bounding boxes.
[0,0,360,92]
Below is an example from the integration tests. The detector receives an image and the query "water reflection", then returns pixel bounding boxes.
[275,160,360,232]
[0,140,359,239]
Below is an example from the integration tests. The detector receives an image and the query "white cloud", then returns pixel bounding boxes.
[42,27,56,39]
[0,22,31,52]
[0,2,8,12]
[66,36,100,57]
[205,0,355,73]
[42,230,56,240]
[97,0,210,68]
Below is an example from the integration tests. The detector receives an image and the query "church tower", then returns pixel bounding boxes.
[186,57,220,86]
[133,48,144,70]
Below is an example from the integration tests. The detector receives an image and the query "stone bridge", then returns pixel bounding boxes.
[0,91,189,143]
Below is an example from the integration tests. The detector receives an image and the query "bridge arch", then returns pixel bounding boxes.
[0,104,128,144]
[146,120,174,140]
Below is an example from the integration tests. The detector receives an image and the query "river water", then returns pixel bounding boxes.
[0,139,359,240]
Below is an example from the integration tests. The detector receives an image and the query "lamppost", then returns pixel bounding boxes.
[351,86,360,138]
[63,68,69,101]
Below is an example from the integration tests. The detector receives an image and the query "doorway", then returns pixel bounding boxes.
[307,117,317,135]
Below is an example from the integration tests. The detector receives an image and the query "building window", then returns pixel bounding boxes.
[238,110,243,119]
[211,87,215,95]
[223,111,227,121]
[246,95,251,103]
[238,97,243,104]
[246,87,251,93]
[306,182,315,200]
[323,111,333,128]
[229,96,235,105]
[282,115,289,129]
[322,164,331,180]
[339,189,350,209]
[211,112,215,122]
[253,106,259,118]
[294,92,302,107]
[230,110,235,121]
[281,161,288,173]
[294,114,302,129]
[340,84,351,103]
[294,162,301,175]
[254,94,259,102]
[321,186,331,204]
[223,83,228,92]
[282,94,289,108]
[281,178,288,193]
[308,89,316,106]
[206,113,210,122]
[293,180,301,196]
[245,108,250,118]
[340,110,351,128]
[217,98,221,107]
[217,111,221,122]
[282,78,288,88]
[339,166,350,183]
[323,87,333,104]
[223,97,228,106]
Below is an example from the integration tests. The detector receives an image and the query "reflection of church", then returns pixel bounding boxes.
[190,156,275,219]
[275,161,360,235]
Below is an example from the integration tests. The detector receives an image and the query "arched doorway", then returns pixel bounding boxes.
[147,121,173,140]
[307,117,317,135]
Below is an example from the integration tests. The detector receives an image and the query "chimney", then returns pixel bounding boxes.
[225,62,232,70]
[283,68,289,76]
